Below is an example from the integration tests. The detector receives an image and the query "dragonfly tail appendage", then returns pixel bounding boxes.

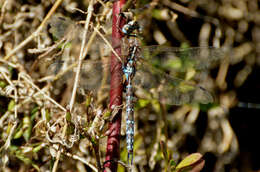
[127,151,134,167]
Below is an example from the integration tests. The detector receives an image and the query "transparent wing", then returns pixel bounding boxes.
[47,59,113,94]
[138,46,225,72]
[47,46,222,105]
[131,46,224,105]
[48,14,113,46]
[134,59,214,105]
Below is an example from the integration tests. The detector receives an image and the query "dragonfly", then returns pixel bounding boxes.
[40,14,225,167]
[46,45,223,106]
[46,43,224,164]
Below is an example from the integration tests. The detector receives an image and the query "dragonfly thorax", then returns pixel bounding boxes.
[122,20,140,37]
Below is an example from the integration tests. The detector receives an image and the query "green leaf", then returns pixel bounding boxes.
[44,109,51,122]
[66,111,72,122]
[22,116,32,142]
[151,99,161,113]
[58,42,71,49]
[31,106,39,115]
[6,122,12,135]
[67,122,75,135]
[85,94,92,108]
[16,153,40,171]
[33,143,44,153]
[136,98,150,108]
[9,145,18,152]
[170,159,177,168]
[16,153,32,164]
[90,136,97,145]
[0,80,6,88]
[8,100,15,112]
[103,109,112,120]
[176,153,203,170]
[31,106,38,122]
[13,123,23,139]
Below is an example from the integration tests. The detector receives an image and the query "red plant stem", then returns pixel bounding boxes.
[104,0,126,171]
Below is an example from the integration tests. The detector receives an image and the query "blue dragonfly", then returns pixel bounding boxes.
[44,15,222,106]
[46,43,224,165]
[43,14,225,167]
[46,45,223,105]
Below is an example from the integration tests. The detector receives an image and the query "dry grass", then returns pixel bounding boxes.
[0,0,259,171]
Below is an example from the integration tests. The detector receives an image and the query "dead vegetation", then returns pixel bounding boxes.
[0,0,259,171]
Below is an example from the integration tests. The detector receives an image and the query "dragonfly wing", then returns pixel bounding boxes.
[139,46,225,72]
[49,14,113,44]
[80,60,110,92]
[157,77,214,105]
[134,60,214,105]
[47,59,113,93]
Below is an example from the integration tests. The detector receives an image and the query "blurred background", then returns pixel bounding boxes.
[0,0,259,171]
